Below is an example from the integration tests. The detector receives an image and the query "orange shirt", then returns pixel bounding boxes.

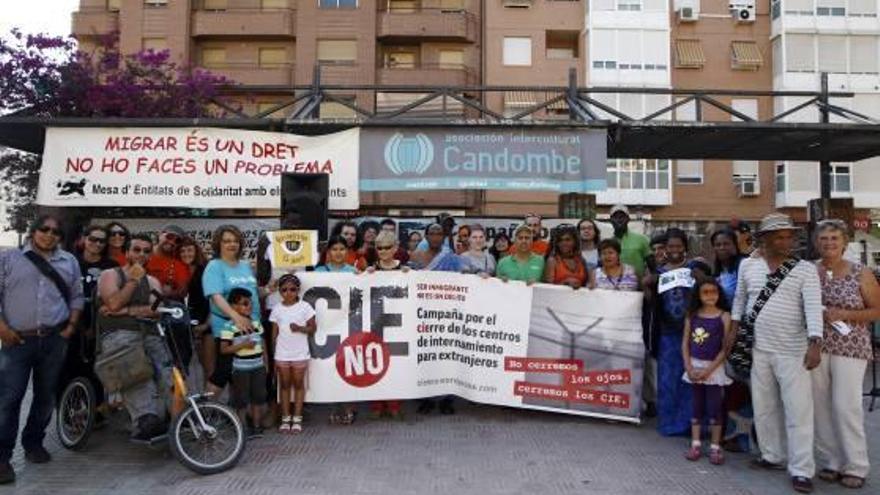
[508,239,549,256]
[550,255,588,287]
[146,252,191,297]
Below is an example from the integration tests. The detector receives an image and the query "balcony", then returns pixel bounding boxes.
[71,8,119,37]
[377,63,476,86]
[377,8,478,42]
[198,63,295,85]
[192,8,295,38]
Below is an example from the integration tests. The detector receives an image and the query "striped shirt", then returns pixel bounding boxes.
[731,257,823,356]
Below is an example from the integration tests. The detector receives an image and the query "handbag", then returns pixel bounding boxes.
[727,258,799,381]
[94,339,155,393]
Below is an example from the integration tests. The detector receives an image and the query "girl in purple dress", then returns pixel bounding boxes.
[682,278,732,465]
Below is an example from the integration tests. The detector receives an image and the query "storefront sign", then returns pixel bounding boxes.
[359,128,607,192]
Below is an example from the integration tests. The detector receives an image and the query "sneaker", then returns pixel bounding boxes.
[248,427,264,439]
[279,416,292,434]
[685,445,702,462]
[0,461,15,484]
[709,448,725,465]
[749,457,786,471]
[24,445,52,464]
[292,416,303,434]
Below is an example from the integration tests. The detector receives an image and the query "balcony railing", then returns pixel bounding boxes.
[198,62,295,85]
[377,62,477,86]
[71,7,119,37]
[377,7,478,42]
[192,6,296,37]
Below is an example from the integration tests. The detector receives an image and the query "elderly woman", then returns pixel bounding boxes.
[812,219,880,489]
[589,238,639,291]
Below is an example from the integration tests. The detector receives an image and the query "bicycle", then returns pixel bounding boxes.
[56,299,246,475]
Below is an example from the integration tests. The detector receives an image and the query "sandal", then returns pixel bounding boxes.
[685,445,701,461]
[839,475,865,489]
[818,469,840,482]
[279,416,292,434]
[291,416,303,434]
[708,447,724,466]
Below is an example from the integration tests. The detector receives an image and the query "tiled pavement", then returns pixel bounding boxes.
[5,392,879,495]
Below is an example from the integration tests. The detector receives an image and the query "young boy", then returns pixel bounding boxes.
[220,288,269,437]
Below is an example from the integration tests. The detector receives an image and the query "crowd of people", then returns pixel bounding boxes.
[0,207,878,492]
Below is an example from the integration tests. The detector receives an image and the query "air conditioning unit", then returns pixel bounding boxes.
[730,2,756,23]
[678,7,698,22]
[738,178,760,197]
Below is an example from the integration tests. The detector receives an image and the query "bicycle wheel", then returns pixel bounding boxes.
[56,377,96,451]
[169,401,245,475]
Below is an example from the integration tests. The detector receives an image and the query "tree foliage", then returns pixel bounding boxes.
[0,30,230,233]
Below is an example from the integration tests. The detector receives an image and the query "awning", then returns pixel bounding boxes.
[504,91,537,108]
[675,39,705,68]
[731,41,763,69]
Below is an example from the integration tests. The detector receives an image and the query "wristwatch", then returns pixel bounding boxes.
[808,336,823,345]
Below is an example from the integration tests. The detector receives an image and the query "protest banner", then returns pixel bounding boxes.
[38,127,360,210]
[300,272,644,423]
[360,128,607,193]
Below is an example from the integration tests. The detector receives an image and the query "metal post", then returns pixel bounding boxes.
[567,68,579,121]
[819,72,831,200]
[310,64,322,120]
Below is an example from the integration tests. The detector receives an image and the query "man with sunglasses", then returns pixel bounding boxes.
[0,215,84,484]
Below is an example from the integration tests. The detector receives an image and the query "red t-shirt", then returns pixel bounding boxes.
[508,239,549,256]
[146,253,191,297]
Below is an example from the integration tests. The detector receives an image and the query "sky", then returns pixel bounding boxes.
[0,0,79,39]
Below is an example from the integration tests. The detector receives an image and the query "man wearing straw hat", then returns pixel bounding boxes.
[731,213,823,493]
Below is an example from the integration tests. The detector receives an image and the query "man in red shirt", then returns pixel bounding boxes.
[145,224,190,301]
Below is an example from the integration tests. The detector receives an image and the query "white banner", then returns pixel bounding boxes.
[38,127,360,210]
[300,272,644,422]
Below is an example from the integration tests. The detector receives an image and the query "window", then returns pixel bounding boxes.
[776,163,786,193]
[642,0,665,10]
[606,159,670,190]
[617,0,641,10]
[816,0,845,16]
[201,48,226,68]
[142,37,167,51]
[258,47,287,68]
[440,0,465,11]
[831,164,852,193]
[144,0,168,6]
[785,0,814,15]
[384,49,417,68]
[591,29,616,69]
[593,0,614,9]
[850,36,878,74]
[786,34,815,72]
[546,31,579,59]
[731,41,762,70]
[643,31,667,70]
[108,0,121,11]
[388,0,417,12]
[317,40,357,64]
[675,39,705,69]
[618,31,640,70]
[676,160,703,184]
[771,0,781,19]
[261,0,288,8]
[503,37,532,66]
[203,0,227,9]
[733,161,759,180]
[850,0,878,17]
[320,99,357,119]
[320,0,357,8]
[438,49,464,69]
[818,35,847,73]
[675,97,696,121]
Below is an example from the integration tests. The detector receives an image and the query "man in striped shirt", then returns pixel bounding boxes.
[731,213,823,494]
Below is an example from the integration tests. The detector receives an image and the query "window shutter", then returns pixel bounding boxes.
[317,40,357,63]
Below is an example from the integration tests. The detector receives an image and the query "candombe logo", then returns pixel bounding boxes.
[384,133,434,175]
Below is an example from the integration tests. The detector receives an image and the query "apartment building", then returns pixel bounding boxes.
[770,0,880,220]
[70,0,880,221]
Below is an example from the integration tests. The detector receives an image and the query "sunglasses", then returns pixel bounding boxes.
[280,286,300,293]
[87,236,107,244]
[110,230,127,237]
[376,245,395,251]
[37,226,61,236]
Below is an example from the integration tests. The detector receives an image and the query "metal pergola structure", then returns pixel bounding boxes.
[2,71,880,169]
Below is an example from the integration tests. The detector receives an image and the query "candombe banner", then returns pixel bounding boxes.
[360,128,607,192]
[300,272,644,422]
[37,127,360,210]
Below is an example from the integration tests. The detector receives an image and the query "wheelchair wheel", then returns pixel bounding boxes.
[56,377,96,451]
[169,401,245,475]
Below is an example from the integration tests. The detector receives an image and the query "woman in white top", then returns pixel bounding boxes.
[459,224,496,276]
[577,218,600,270]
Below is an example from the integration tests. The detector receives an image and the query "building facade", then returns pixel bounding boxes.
[70,0,880,222]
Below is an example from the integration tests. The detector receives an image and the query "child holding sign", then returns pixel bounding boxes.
[682,278,732,465]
